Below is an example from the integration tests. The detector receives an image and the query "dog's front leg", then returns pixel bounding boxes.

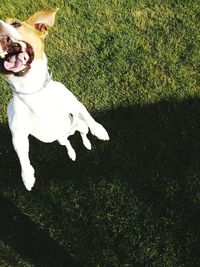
[12,133,35,191]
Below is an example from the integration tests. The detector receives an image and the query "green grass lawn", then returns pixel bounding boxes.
[0,0,200,266]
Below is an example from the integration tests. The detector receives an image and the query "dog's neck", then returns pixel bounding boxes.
[7,53,49,95]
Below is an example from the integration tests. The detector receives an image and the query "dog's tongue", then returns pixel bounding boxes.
[4,55,22,72]
[4,52,28,73]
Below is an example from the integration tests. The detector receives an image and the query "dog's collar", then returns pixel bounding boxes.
[7,72,52,95]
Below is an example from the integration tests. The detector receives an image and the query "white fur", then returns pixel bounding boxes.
[1,21,109,191]
[0,20,21,40]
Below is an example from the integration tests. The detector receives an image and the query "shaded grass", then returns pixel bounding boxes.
[0,0,200,266]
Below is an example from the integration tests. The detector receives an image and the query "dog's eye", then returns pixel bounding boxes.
[10,21,21,28]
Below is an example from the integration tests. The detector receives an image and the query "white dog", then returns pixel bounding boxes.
[0,10,109,191]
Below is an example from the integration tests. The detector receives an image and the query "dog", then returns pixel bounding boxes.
[0,9,109,191]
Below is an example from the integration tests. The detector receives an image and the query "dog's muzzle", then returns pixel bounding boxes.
[0,36,34,76]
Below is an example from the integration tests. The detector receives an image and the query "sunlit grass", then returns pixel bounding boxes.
[0,0,199,266]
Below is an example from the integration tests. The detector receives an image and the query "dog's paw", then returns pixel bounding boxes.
[68,147,76,161]
[24,177,35,191]
[81,134,92,150]
[84,138,92,150]
[91,123,110,141]
[22,166,36,191]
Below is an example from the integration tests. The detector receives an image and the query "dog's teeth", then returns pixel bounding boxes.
[0,48,7,58]
[16,40,26,49]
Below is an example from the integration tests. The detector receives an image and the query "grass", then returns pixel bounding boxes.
[0,0,200,266]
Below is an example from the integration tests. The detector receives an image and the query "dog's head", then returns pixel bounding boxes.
[0,9,58,77]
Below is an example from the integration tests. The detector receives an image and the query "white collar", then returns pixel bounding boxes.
[7,72,52,95]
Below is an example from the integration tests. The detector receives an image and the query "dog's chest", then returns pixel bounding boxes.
[29,112,71,143]
[13,85,73,142]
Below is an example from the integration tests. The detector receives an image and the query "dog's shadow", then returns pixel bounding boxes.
[0,98,200,266]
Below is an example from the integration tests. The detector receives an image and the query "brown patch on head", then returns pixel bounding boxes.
[0,35,34,76]
[6,20,45,60]
[6,9,58,60]
[0,9,58,77]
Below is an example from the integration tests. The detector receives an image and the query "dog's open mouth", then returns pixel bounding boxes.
[0,36,34,76]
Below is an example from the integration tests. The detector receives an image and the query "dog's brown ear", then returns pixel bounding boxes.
[26,9,58,36]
